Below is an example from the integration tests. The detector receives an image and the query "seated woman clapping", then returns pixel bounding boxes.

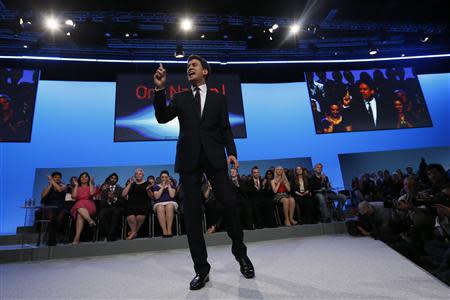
[122,168,153,240]
[71,172,97,244]
[271,166,297,226]
[153,170,178,237]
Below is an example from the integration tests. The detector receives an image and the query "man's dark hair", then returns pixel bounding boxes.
[427,164,446,175]
[358,79,375,90]
[147,175,155,180]
[160,170,170,177]
[51,171,62,177]
[251,166,259,172]
[188,54,211,81]
[106,172,119,183]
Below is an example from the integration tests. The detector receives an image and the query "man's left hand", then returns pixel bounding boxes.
[227,155,239,169]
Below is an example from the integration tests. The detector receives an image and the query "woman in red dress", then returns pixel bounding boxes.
[71,172,97,244]
[271,166,297,226]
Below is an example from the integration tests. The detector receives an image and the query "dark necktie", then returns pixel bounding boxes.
[194,87,201,117]
[366,101,375,126]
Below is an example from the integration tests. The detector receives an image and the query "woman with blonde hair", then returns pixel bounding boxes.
[122,168,153,239]
[271,166,297,226]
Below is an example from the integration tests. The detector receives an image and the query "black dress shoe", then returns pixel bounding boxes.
[237,256,255,279]
[189,273,209,290]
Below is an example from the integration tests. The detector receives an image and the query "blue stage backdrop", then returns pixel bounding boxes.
[0,73,449,233]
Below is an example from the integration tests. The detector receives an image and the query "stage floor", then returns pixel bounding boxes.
[1,234,448,299]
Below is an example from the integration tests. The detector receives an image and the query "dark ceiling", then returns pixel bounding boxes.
[0,1,448,82]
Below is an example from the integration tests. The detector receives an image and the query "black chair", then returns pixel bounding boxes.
[64,215,98,243]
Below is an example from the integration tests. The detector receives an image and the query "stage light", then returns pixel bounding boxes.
[66,32,71,36]
[23,45,28,48]
[290,24,300,34]
[65,19,75,27]
[272,24,279,30]
[125,33,130,38]
[19,17,24,26]
[201,34,205,38]
[420,35,430,43]
[174,44,185,58]
[368,42,378,55]
[180,18,193,31]
[45,16,60,31]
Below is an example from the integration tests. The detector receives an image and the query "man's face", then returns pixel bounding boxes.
[109,176,118,185]
[0,97,11,112]
[52,175,61,183]
[187,59,208,85]
[359,83,374,100]
[252,169,260,179]
[230,168,238,177]
[343,94,352,106]
[314,164,323,174]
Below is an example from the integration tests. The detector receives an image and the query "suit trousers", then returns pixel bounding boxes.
[180,148,247,276]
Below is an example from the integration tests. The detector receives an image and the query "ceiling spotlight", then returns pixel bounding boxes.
[45,16,60,31]
[66,32,71,36]
[247,34,253,40]
[19,17,24,26]
[368,42,378,55]
[65,19,75,27]
[23,44,28,48]
[200,34,205,38]
[269,28,273,33]
[272,24,279,30]
[269,36,273,41]
[290,24,300,34]
[125,33,130,38]
[174,44,185,58]
[420,35,430,43]
[180,18,193,31]
[401,53,405,57]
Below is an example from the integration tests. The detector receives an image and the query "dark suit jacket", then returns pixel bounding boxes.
[154,88,237,173]
[351,97,394,131]
[247,178,264,201]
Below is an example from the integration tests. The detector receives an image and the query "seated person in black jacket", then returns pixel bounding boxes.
[36,171,69,246]
[98,173,124,241]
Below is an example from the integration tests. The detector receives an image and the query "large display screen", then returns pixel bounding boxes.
[115,72,247,141]
[0,68,40,142]
[305,67,432,134]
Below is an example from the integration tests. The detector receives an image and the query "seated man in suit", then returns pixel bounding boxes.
[247,166,267,229]
[153,55,254,290]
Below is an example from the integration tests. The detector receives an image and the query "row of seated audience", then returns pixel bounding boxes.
[36,163,349,245]
[347,159,450,285]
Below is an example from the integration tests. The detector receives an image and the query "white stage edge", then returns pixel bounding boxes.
[1,235,449,299]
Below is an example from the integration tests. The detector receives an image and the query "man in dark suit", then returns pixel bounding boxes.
[246,166,267,229]
[352,79,393,131]
[153,55,254,290]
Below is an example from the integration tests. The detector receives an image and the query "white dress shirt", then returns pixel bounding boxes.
[365,97,378,126]
[191,84,207,117]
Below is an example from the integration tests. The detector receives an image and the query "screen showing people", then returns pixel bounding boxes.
[0,68,40,142]
[115,72,247,141]
[305,67,432,134]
